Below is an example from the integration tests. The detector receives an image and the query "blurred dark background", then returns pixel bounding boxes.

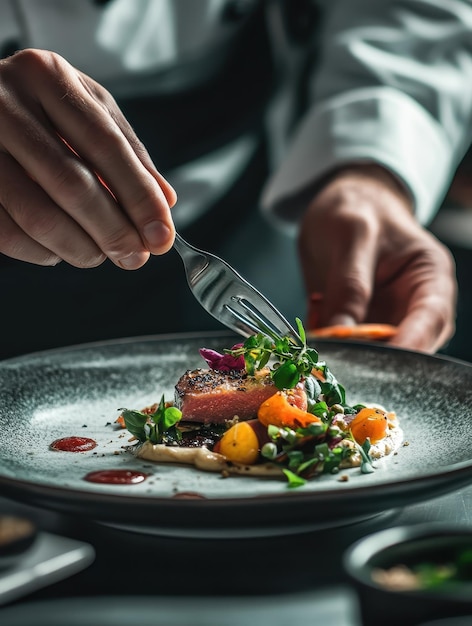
[0,0,470,365]
[0,0,309,360]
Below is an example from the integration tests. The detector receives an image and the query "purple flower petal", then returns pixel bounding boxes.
[199,345,245,372]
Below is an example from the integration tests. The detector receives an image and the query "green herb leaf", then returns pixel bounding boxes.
[224,319,319,391]
[272,362,300,389]
[120,409,149,442]
[349,434,375,474]
[287,449,304,469]
[282,469,307,488]
[295,317,306,344]
[121,395,182,445]
[163,406,183,430]
[308,401,329,420]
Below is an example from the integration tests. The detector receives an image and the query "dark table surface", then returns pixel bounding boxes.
[0,480,471,625]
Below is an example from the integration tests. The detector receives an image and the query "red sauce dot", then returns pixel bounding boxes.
[50,436,97,452]
[172,491,206,499]
[83,469,148,485]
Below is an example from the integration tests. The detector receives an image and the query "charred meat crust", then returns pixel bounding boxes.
[175,368,273,395]
[174,367,277,424]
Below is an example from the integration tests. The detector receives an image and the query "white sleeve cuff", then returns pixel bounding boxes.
[261,87,455,231]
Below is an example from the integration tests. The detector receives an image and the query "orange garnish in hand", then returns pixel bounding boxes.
[309,323,397,341]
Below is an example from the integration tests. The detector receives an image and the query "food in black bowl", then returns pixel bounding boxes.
[343,523,472,626]
[0,515,37,569]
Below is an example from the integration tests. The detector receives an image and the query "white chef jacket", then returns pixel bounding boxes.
[1,0,472,231]
[262,0,472,230]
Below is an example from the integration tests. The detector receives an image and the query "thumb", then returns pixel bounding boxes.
[318,235,377,327]
[307,292,356,330]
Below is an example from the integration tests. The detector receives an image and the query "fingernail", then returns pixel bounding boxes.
[143,220,172,250]
[118,251,148,269]
[329,314,356,326]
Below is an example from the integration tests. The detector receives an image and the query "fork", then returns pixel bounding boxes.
[173,232,302,345]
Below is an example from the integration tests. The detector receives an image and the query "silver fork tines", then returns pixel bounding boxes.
[173,232,302,345]
[224,296,289,340]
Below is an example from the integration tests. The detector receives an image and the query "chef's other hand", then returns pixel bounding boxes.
[298,164,457,353]
[0,49,176,269]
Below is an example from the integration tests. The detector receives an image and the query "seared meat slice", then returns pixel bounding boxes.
[174,368,307,424]
[175,368,275,424]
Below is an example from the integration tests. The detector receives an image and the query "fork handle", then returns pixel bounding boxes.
[173,232,208,277]
[173,232,198,256]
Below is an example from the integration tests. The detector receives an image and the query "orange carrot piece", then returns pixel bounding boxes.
[258,391,321,430]
[350,407,388,444]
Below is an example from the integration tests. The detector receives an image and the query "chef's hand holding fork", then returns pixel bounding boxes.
[0,49,176,270]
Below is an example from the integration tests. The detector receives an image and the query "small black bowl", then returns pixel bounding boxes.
[343,523,472,626]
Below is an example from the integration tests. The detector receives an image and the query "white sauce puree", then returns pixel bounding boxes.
[136,441,284,476]
[135,417,404,478]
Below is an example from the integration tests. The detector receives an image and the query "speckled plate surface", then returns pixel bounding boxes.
[1,332,472,537]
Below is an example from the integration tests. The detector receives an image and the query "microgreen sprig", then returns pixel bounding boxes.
[225,318,319,390]
[351,434,375,474]
[120,395,182,445]
[260,420,356,488]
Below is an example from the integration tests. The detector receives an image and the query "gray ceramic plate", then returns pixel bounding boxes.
[1,332,472,537]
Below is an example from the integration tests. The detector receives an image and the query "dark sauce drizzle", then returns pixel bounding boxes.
[50,436,97,452]
[83,469,148,485]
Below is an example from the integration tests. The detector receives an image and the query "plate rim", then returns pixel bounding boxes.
[2,333,472,533]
